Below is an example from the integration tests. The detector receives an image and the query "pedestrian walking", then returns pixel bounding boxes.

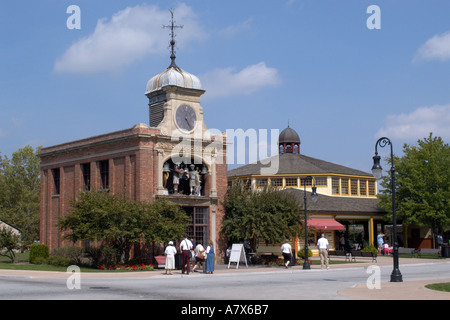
[281,240,292,268]
[179,235,193,275]
[192,243,205,273]
[317,234,329,269]
[164,241,177,275]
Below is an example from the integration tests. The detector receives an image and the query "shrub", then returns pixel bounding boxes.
[361,245,378,255]
[31,256,47,265]
[29,244,49,264]
[51,246,85,265]
[86,245,117,267]
[47,255,71,267]
[297,248,313,259]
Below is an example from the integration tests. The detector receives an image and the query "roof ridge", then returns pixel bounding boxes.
[228,153,372,177]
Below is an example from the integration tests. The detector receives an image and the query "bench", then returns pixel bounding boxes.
[328,250,350,262]
[351,250,377,263]
[397,247,416,257]
[417,248,441,257]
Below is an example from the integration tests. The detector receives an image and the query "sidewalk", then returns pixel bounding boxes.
[1,256,449,300]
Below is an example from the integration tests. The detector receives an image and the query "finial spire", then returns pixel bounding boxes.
[163,9,183,68]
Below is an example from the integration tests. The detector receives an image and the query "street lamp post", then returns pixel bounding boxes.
[303,176,318,270]
[372,137,403,282]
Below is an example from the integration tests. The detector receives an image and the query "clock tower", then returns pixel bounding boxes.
[141,10,227,256]
[145,9,208,139]
[145,64,208,138]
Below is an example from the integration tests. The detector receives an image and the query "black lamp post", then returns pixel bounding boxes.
[303,176,318,270]
[372,137,403,282]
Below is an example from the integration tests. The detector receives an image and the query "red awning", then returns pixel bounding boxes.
[307,219,345,231]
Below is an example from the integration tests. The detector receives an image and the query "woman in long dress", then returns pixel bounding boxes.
[205,240,215,274]
[164,241,177,275]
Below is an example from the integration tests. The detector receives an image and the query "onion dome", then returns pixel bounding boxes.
[145,10,202,95]
[145,65,202,95]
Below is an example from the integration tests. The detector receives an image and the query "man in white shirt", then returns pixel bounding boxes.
[180,235,193,274]
[281,241,292,268]
[317,234,329,269]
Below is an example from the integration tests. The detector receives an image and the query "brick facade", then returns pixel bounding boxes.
[39,123,228,260]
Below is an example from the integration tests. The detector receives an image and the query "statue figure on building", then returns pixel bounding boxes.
[173,164,183,193]
[189,165,201,196]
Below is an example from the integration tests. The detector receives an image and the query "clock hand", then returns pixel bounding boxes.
[185,117,193,129]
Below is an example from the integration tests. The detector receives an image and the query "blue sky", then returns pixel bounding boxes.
[1,0,449,173]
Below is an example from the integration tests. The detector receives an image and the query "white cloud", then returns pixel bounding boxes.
[376,104,450,141]
[54,4,206,74]
[200,62,282,99]
[219,18,253,38]
[414,31,450,62]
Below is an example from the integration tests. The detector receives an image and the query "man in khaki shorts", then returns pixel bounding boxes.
[317,234,329,269]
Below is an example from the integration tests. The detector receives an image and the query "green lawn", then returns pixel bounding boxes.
[0,251,105,272]
[398,253,445,259]
[425,282,450,293]
[0,252,151,273]
[0,262,101,272]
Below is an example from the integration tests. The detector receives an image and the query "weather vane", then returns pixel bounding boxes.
[163,9,183,68]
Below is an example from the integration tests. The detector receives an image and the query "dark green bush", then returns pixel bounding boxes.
[31,256,47,265]
[361,245,378,255]
[29,244,49,264]
[297,248,313,259]
[51,246,85,265]
[86,245,117,267]
[47,255,71,267]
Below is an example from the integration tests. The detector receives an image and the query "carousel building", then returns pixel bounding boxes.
[228,126,385,255]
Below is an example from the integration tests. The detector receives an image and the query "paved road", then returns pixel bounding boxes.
[0,257,449,301]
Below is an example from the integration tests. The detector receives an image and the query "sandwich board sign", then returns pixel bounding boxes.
[227,243,248,269]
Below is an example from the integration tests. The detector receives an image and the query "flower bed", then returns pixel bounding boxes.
[98,263,155,271]
[298,258,313,265]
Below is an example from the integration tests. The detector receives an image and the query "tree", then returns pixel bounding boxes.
[0,145,41,245]
[0,227,21,263]
[59,191,189,263]
[221,181,303,252]
[142,198,190,243]
[378,134,450,239]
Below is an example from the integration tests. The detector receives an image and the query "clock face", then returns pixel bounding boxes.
[175,105,197,132]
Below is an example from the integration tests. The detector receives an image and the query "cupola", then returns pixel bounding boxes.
[279,126,301,154]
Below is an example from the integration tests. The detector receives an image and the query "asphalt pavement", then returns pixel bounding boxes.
[0,256,449,300]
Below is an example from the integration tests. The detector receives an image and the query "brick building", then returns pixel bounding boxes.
[39,51,228,260]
